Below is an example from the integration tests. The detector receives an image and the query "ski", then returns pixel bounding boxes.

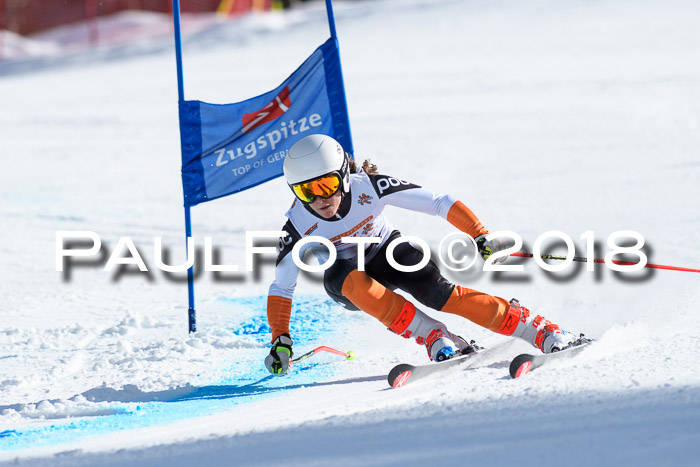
[388,347,496,388]
[509,341,591,378]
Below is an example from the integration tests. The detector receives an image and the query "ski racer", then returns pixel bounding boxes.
[264,134,583,375]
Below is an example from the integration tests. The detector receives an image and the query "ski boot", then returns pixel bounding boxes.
[389,301,476,362]
[500,299,582,353]
[425,327,459,362]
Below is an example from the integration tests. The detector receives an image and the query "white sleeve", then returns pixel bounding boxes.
[268,253,300,300]
[384,187,457,218]
[268,219,304,299]
[368,173,456,218]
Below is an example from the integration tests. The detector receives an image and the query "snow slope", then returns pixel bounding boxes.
[1,0,700,465]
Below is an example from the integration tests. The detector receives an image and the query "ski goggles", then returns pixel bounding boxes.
[291,173,341,203]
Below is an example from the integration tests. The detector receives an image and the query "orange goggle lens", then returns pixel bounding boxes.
[291,174,341,203]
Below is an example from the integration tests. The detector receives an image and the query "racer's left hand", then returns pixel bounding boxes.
[475,234,509,263]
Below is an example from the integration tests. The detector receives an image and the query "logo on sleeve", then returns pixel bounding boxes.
[370,175,420,198]
[276,219,301,265]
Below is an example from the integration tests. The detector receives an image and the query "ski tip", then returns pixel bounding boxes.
[509,354,535,379]
[391,370,412,388]
[513,361,532,379]
[346,350,356,361]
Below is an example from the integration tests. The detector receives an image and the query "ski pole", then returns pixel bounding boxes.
[290,346,356,366]
[510,252,700,274]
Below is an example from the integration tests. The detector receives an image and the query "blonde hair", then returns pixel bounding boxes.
[348,157,378,175]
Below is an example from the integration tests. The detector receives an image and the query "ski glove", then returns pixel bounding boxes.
[264,334,293,376]
[475,234,509,263]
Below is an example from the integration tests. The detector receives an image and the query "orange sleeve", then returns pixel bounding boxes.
[267,295,292,342]
[446,200,489,238]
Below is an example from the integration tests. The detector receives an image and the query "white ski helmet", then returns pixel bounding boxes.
[284,134,350,197]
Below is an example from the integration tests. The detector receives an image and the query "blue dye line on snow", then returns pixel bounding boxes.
[0,295,348,452]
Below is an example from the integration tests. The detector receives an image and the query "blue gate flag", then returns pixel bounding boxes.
[179,38,352,207]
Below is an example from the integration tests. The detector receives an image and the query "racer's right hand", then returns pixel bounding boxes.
[264,334,293,376]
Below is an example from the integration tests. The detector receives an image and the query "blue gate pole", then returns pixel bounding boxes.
[324,0,338,39]
[172,0,196,333]
[324,0,354,154]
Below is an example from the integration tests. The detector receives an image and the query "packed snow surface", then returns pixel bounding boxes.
[1,0,700,465]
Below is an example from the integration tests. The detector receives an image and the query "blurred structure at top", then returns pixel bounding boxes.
[0,0,319,60]
[0,0,317,36]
